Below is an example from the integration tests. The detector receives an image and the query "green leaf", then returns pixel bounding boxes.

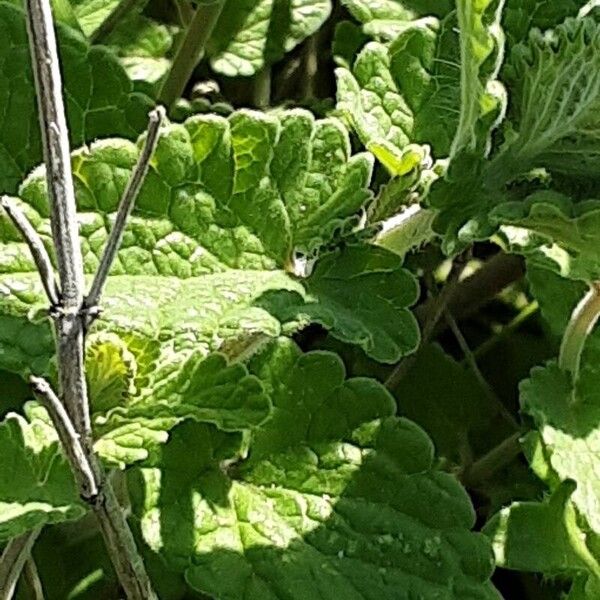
[207,0,332,77]
[131,341,499,600]
[520,347,600,537]
[104,12,177,93]
[452,0,506,157]
[389,343,495,466]
[502,0,589,48]
[70,0,119,36]
[93,352,271,468]
[86,332,137,414]
[527,264,587,335]
[491,191,600,281]
[335,16,462,162]
[257,245,421,364]
[489,17,600,185]
[484,482,600,578]
[0,109,386,378]
[332,20,368,67]
[0,2,152,194]
[0,404,84,541]
[341,0,452,40]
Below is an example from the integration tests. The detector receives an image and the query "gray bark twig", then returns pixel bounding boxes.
[85,107,165,315]
[25,0,88,439]
[15,0,160,597]
[30,377,98,500]
[0,530,41,600]
[0,196,59,306]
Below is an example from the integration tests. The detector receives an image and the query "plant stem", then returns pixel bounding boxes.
[414,253,525,335]
[445,310,519,430]
[461,432,522,488]
[472,300,539,360]
[24,0,158,597]
[30,377,98,500]
[85,107,165,315]
[23,558,45,600]
[158,0,225,108]
[253,68,271,108]
[25,0,89,437]
[0,196,59,307]
[0,530,41,600]
[301,34,318,102]
[90,0,148,44]
[559,282,600,378]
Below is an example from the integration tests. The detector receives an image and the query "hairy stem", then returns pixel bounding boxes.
[30,377,98,500]
[0,530,41,600]
[158,0,225,108]
[559,282,600,378]
[25,0,89,438]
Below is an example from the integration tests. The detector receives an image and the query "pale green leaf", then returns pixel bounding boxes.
[520,346,600,536]
[452,0,506,157]
[341,0,452,40]
[335,16,461,162]
[491,191,600,281]
[86,332,137,414]
[70,0,119,35]
[0,109,379,376]
[93,353,271,468]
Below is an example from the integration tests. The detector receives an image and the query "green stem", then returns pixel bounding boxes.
[158,0,225,108]
[90,0,148,44]
[461,432,522,488]
[253,68,271,108]
[472,301,539,360]
[559,282,600,378]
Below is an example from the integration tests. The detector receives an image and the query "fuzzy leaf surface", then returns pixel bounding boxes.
[520,342,600,537]
[491,191,600,281]
[489,17,600,185]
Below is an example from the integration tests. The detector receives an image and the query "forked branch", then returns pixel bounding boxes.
[3,0,162,597]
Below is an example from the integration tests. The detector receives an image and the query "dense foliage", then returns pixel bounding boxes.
[2,0,600,598]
